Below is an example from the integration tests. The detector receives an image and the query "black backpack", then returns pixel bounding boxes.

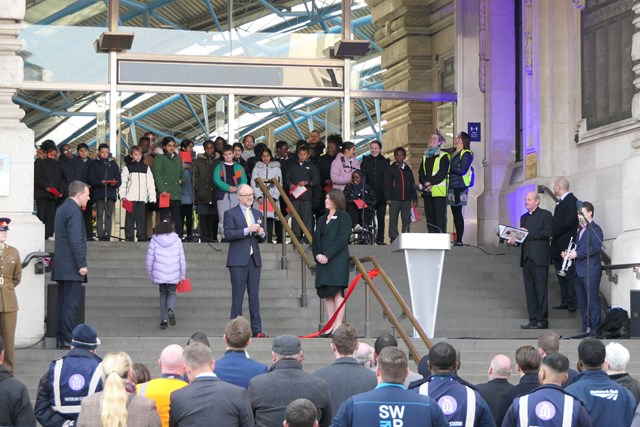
[597,307,631,339]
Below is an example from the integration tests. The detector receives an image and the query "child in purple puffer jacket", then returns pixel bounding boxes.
[146,216,186,329]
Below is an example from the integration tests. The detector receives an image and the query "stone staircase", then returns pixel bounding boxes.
[15,240,633,404]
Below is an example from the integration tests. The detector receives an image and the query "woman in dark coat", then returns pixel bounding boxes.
[448,131,474,246]
[312,189,352,336]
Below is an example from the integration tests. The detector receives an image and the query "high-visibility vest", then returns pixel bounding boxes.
[460,149,474,187]
[48,357,103,416]
[422,152,450,197]
[137,377,188,427]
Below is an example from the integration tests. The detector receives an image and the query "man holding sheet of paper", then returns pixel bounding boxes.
[508,191,553,330]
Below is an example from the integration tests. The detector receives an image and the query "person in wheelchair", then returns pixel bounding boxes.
[344,171,377,236]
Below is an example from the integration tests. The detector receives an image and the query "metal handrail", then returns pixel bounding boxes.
[21,251,53,268]
[254,177,315,270]
[602,262,640,284]
[351,255,432,364]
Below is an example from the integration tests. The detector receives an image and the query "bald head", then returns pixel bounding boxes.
[553,177,570,197]
[489,354,512,380]
[159,344,185,375]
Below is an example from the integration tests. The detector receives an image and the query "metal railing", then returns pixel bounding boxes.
[254,177,315,308]
[602,263,640,284]
[352,255,432,362]
[255,178,431,361]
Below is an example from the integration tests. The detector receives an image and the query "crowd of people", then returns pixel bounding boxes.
[33,129,475,247]
[3,322,640,427]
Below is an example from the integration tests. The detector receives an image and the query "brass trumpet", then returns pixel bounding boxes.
[558,237,576,277]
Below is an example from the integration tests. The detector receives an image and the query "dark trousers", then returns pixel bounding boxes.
[160,200,183,238]
[388,200,411,241]
[36,198,57,239]
[83,199,94,238]
[522,258,549,324]
[346,204,372,228]
[552,257,577,306]
[125,201,147,241]
[576,272,602,333]
[56,281,82,344]
[291,199,312,243]
[229,256,262,333]
[451,205,465,243]
[198,213,218,242]
[95,198,115,239]
[263,218,276,243]
[275,199,288,243]
[373,202,387,244]
[423,196,447,233]
[158,284,177,322]
[180,204,194,238]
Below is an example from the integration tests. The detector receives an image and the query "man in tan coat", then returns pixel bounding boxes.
[0,217,22,374]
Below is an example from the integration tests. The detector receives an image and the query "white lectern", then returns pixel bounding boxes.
[391,233,450,338]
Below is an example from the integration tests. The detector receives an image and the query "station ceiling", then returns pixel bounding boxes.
[17,0,385,153]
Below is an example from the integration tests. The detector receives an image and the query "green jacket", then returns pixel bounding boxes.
[312,211,352,287]
[152,153,184,201]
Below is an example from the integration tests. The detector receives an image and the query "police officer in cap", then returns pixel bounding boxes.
[502,352,592,427]
[35,323,103,427]
[0,217,22,375]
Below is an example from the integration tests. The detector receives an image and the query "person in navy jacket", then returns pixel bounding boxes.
[565,338,636,427]
[214,316,268,388]
[332,346,448,427]
[87,143,121,241]
[564,201,603,335]
[224,184,267,337]
[411,342,496,427]
[502,352,591,427]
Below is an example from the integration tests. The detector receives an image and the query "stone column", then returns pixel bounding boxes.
[365,0,435,170]
[0,0,45,345]
[610,0,640,311]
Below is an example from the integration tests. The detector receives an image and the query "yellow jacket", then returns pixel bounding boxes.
[137,376,188,427]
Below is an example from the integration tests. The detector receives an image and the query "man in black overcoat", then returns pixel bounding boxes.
[551,177,579,311]
[51,181,90,348]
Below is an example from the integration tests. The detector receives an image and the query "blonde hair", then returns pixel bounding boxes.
[100,352,132,427]
[433,128,446,144]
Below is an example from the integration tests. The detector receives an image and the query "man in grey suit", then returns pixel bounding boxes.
[247,335,332,427]
[52,180,90,349]
[169,342,254,427]
[313,324,377,418]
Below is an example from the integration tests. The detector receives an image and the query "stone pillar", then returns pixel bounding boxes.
[610,1,640,311]
[0,0,45,345]
[365,0,435,170]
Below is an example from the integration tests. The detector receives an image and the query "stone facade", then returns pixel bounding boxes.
[1,0,45,345]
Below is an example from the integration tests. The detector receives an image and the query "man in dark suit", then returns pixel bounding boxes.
[495,345,541,426]
[551,177,579,311]
[169,342,254,427]
[51,181,90,349]
[313,324,377,418]
[224,184,267,338]
[565,201,604,335]
[509,191,553,329]
[214,316,268,389]
[475,354,513,422]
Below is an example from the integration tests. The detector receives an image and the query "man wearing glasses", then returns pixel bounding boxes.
[224,184,268,338]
